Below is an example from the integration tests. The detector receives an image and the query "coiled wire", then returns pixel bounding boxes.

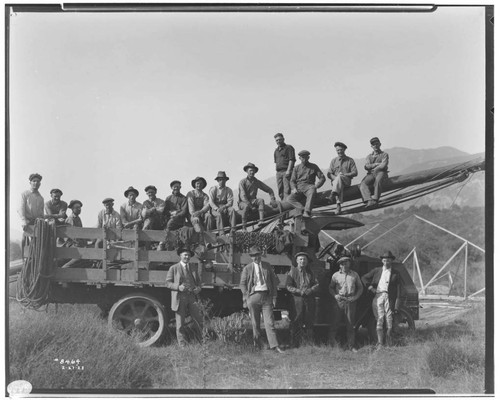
[16,219,56,310]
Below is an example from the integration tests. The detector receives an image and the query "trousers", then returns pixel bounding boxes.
[329,300,356,349]
[359,171,388,202]
[247,291,279,349]
[175,292,203,345]
[276,170,292,201]
[287,184,317,214]
[372,292,393,331]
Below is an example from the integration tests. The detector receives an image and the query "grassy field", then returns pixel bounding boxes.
[8,299,486,393]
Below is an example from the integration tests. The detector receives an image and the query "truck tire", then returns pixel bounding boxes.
[108,292,166,347]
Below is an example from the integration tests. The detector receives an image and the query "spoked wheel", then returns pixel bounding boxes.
[108,293,166,347]
[393,307,416,337]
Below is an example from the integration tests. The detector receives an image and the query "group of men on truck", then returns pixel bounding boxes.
[17,133,394,351]
[18,133,389,238]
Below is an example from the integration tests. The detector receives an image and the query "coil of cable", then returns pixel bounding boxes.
[16,219,56,310]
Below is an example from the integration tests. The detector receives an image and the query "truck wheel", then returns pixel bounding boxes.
[394,306,416,333]
[108,293,166,347]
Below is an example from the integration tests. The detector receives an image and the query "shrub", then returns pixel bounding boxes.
[208,312,249,344]
[426,339,483,378]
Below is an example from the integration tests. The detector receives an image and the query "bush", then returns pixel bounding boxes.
[426,338,484,378]
[208,312,249,344]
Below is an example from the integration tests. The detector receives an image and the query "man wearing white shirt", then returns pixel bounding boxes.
[239,246,284,353]
[361,250,401,349]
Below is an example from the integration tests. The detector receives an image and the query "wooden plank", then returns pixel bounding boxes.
[139,250,187,263]
[119,229,164,242]
[56,226,104,240]
[53,268,108,281]
[55,247,103,260]
[120,269,168,285]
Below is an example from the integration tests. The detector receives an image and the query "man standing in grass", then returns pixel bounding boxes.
[166,248,203,347]
[329,255,363,352]
[286,252,320,347]
[240,246,284,353]
[362,250,401,349]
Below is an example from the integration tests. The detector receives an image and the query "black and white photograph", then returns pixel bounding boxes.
[6,2,493,396]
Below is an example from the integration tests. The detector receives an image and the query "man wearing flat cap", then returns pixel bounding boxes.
[362,250,401,349]
[238,162,277,229]
[166,247,203,346]
[287,150,326,218]
[18,173,45,231]
[163,180,189,232]
[274,133,296,201]
[286,252,320,347]
[327,142,358,215]
[44,188,68,226]
[329,255,363,351]
[360,137,389,208]
[120,186,143,229]
[142,185,165,230]
[240,246,284,353]
[64,200,85,247]
[95,198,123,248]
[208,171,235,233]
[187,177,211,233]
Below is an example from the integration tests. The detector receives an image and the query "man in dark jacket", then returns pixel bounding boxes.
[361,250,401,349]
[166,248,203,346]
[240,246,284,353]
[286,252,320,347]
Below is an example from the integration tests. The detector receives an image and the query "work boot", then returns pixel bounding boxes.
[336,203,342,215]
[376,329,384,350]
[302,211,311,218]
[386,328,393,346]
[258,210,265,224]
[328,192,337,205]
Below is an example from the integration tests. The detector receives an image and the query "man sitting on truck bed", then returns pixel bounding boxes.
[187,176,211,233]
[208,171,235,233]
[238,162,277,229]
[120,186,143,229]
[163,180,189,231]
[95,197,123,248]
[287,150,326,218]
[44,188,68,226]
[142,185,165,230]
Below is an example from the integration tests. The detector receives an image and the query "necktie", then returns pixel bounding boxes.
[257,263,264,285]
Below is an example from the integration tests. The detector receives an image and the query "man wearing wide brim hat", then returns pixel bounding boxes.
[120,186,143,229]
[238,163,277,229]
[19,173,45,231]
[208,171,236,233]
[163,180,189,233]
[142,185,166,230]
[361,250,401,349]
[187,177,211,233]
[239,246,285,353]
[286,252,320,347]
[326,142,358,215]
[273,132,296,201]
[166,247,203,346]
[328,255,363,351]
[44,188,68,227]
[287,150,326,218]
[360,137,389,208]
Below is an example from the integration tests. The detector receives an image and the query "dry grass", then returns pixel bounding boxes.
[8,299,486,393]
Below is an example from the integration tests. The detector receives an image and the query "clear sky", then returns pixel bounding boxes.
[8,5,486,230]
